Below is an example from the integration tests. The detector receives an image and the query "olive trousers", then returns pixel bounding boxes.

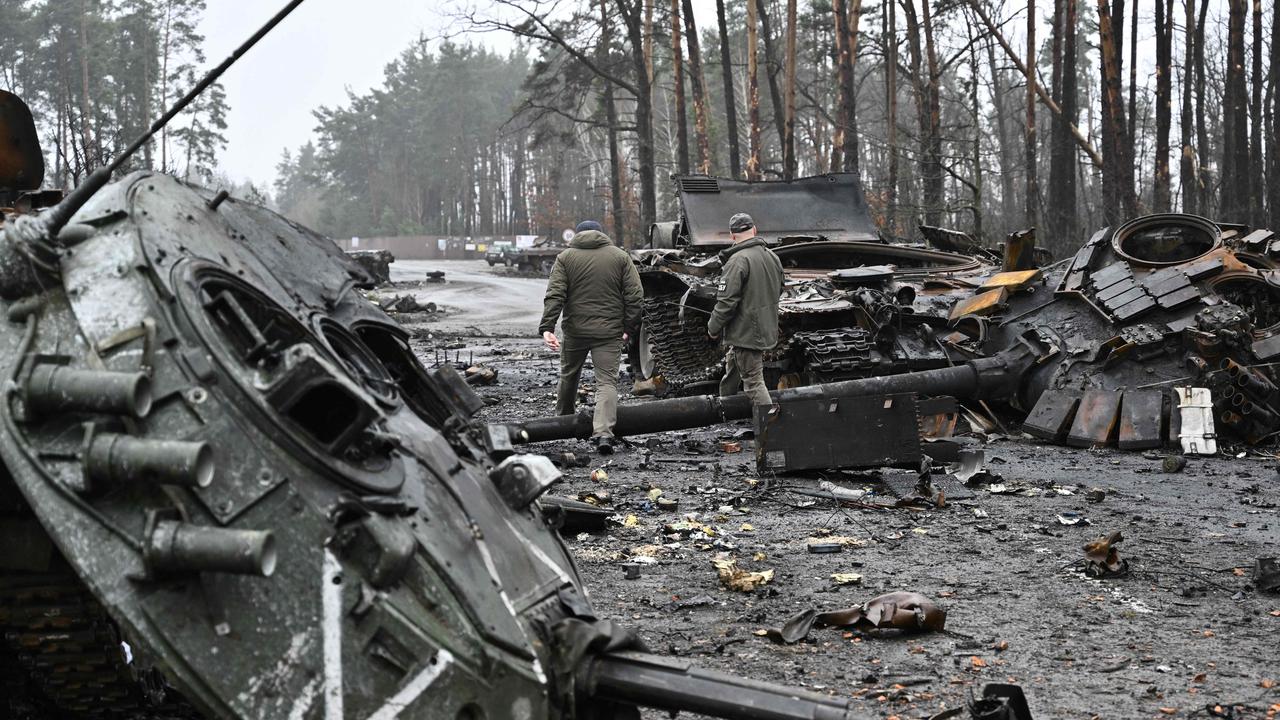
[555,338,622,438]
[719,347,772,407]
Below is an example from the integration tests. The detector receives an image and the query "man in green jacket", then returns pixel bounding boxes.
[539,220,644,454]
[707,213,784,407]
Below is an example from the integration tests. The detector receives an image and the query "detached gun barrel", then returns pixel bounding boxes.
[513,345,1035,443]
[585,651,854,720]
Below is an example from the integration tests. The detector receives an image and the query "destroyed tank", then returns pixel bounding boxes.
[630,173,995,394]
[0,66,859,720]
[523,213,1280,457]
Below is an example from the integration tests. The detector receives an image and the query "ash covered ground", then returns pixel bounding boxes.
[388,260,1279,719]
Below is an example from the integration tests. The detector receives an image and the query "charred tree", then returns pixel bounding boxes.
[757,0,788,158]
[1097,0,1137,224]
[1025,0,1039,226]
[1047,0,1079,246]
[715,0,741,177]
[903,0,943,225]
[599,0,626,246]
[1221,0,1248,220]
[682,0,713,174]
[884,0,899,234]
[1180,0,1197,215]
[1194,0,1208,213]
[833,0,863,174]
[1153,0,1172,212]
[746,0,763,179]
[1270,0,1280,228]
[783,0,798,180]
[1248,0,1263,223]
[670,0,690,174]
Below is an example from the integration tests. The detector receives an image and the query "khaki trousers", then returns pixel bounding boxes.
[555,338,622,438]
[719,347,772,407]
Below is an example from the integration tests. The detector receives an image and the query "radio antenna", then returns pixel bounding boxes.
[32,0,308,243]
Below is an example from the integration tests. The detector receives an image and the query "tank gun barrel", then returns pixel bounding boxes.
[512,333,1053,443]
[584,651,855,720]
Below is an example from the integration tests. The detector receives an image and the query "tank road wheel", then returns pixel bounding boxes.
[505,257,514,267]
[637,323,658,379]
[539,258,555,275]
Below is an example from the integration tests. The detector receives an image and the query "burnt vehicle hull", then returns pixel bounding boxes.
[632,174,993,394]
[0,170,863,720]
[529,213,1280,454]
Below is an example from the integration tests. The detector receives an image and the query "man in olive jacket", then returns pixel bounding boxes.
[707,213,784,407]
[539,220,644,453]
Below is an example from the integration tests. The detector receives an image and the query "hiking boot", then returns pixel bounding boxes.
[594,435,616,455]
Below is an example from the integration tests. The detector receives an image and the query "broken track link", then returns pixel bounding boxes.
[638,291,723,393]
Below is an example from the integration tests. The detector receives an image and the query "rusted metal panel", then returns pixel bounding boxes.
[755,392,922,472]
[1021,390,1082,442]
[1117,390,1164,449]
[1065,390,1122,447]
[980,269,1042,292]
[949,288,1008,321]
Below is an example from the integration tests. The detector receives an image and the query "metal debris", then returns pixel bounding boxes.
[1082,532,1130,578]
[768,591,947,643]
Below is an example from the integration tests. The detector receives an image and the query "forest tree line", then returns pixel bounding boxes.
[1,0,229,187]
[278,0,1280,257]
[5,1,1280,259]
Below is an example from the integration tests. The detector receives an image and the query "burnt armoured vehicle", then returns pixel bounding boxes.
[522,214,1280,456]
[0,8,865,720]
[631,173,994,394]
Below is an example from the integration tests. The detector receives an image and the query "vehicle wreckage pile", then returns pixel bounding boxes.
[527,173,1280,469]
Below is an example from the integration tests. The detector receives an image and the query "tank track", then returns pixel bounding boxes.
[785,328,890,377]
[0,483,199,720]
[640,292,722,392]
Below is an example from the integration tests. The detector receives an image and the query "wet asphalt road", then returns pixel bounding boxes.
[392,260,1280,719]
[388,259,547,336]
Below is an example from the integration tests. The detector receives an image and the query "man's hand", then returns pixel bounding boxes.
[543,331,561,351]
[622,332,629,342]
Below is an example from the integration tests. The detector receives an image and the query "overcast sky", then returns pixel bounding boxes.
[200,0,723,190]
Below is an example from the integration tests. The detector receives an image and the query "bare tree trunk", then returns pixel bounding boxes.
[1194,0,1208,213]
[682,0,713,174]
[1221,0,1249,219]
[670,0,690,174]
[746,0,763,180]
[968,0,1103,169]
[1270,0,1280,228]
[1153,0,1172,212]
[1126,0,1137,147]
[988,36,1016,229]
[78,0,95,170]
[903,0,942,225]
[1180,0,1197,214]
[757,0,788,158]
[884,0,898,234]
[838,0,862,174]
[1249,0,1263,223]
[831,0,848,172]
[783,0,798,180]
[644,0,654,106]
[600,0,627,246]
[1047,0,1079,250]
[1025,0,1039,226]
[618,0,657,229]
[1098,0,1137,224]
[715,0,742,177]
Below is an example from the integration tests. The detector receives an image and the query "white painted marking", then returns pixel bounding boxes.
[322,550,345,720]
[365,649,455,720]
